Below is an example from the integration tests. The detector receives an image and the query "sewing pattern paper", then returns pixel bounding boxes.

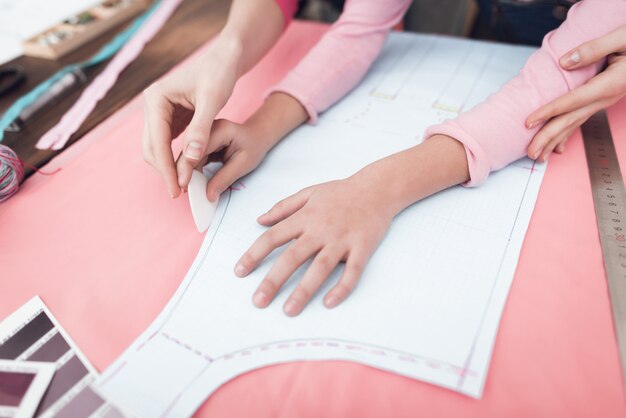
[94,33,541,417]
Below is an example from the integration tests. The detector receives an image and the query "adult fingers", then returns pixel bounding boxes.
[283,246,345,316]
[252,238,322,309]
[257,188,315,226]
[235,218,303,277]
[560,25,626,70]
[177,96,220,189]
[540,124,578,161]
[526,69,617,129]
[528,110,578,160]
[531,95,617,161]
[143,86,181,198]
[324,248,369,309]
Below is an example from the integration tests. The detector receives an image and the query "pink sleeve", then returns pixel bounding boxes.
[274,0,298,27]
[424,0,626,187]
[267,0,412,123]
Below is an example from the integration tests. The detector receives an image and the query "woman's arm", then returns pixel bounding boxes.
[142,0,293,198]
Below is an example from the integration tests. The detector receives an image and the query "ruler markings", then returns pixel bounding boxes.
[582,110,626,385]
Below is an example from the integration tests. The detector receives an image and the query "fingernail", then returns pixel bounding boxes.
[325,295,340,309]
[283,300,299,316]
[561,51,580,67]
[185,141,203,160]
[253,291,269,308]
[234,263,247,277]
[527,120,542,129]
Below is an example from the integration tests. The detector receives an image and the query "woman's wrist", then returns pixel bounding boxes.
[210,32,245,75]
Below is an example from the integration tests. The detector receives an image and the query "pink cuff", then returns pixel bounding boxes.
[424,122,490,188]
[264,86,320,125]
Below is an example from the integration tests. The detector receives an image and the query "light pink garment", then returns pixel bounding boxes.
[269,0,412,123]
[273,0,626,185]
[426,0,626,185]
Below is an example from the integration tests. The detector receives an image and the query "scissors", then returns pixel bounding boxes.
[0,66,26,98]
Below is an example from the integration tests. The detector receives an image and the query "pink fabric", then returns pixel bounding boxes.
[268,0,412,123]
[426,0,626,186]
[2,22,626,418]
[274,0,298,27]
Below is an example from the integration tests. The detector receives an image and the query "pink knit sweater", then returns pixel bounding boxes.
[274,0,626,185]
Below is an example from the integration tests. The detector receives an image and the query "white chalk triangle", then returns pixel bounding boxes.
[188,170,218,233]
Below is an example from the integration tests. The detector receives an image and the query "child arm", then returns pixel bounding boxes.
[425,0,626,187]
[267,0,413,124]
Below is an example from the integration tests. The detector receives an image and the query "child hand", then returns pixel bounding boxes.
[527,25,626,162]
[202,119,273,201]
[234,176,397,316]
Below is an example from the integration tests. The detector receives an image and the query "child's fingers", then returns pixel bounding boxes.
[283,247,345,316]
[252,238,321,309]
[560,26,626,70]
[324,249,368,309]
[258,188,314,226]
[235,218,302,277]
[526,70,615,129]
[206,154,253,202]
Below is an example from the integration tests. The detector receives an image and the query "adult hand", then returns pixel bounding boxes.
[142,37,243,198]
[527,25,626,162]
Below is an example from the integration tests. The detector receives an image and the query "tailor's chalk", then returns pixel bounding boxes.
[188,170,218,233]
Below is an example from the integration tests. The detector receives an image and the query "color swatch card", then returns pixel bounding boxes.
[94,33,542,418]
[0,360,54,418]
[0,297,127,418]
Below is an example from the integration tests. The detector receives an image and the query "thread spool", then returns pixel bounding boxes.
[0,144,60,203]
[0,144,24,202]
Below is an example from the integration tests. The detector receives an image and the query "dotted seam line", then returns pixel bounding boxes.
[157,333,477,378]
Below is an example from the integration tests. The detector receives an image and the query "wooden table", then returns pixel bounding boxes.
[0,0,231,177]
